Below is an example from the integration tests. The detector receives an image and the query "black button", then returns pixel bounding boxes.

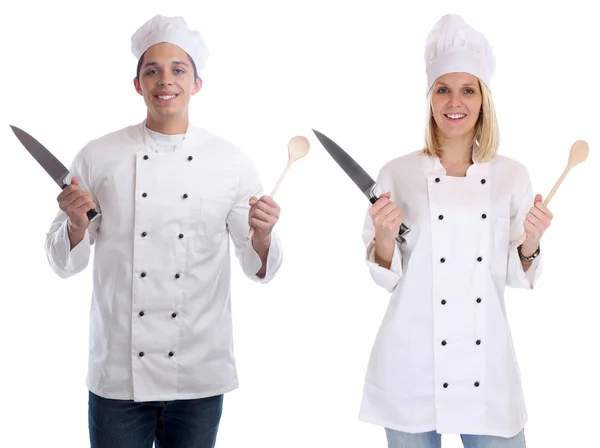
[438,215,444,220]
[178,234,184,239]
[443,383,448,388]
[139,352,144,357]
[441,340,447,346]
[168,351,174,357]
[440,258,446,263]
[143,155,149,160]
[477,256,483,262]
[139,311,145,317]
[171,312,177,318]
[475,381,480,387]
[142,192,147,198]
[481,214,487,219]
[141,232,147,237]
[481,179,486,184]
[435,177,441,183]
[188,156,193,161]
[175,273,180,279]
[476,340,481,345]
[182,193,188,199]
[141,272,146,278]
[441,299,447,305]
[476,298,482,303]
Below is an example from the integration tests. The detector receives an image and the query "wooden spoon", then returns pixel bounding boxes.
[247,135,310,239]
[518,140,589,246]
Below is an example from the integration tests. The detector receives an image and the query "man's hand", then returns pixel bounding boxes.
[249,195,280,243]
[57,176,97,246]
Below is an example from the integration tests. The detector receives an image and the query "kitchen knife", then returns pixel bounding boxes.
[9,125,100,222]
[312,129,410,239]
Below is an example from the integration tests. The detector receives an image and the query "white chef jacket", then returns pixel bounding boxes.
[45,121,283,402]
[358,150,542,438]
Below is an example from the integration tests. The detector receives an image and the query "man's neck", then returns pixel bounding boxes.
[146,115,189,135]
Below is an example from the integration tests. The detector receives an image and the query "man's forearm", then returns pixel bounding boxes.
[68,223,86,251]
[252,235,271,279]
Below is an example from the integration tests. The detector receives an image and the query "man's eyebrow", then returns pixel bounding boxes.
[142,61,190,68]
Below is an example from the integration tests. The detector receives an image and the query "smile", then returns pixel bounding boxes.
[153,93,179,106]
[444,113,466,120]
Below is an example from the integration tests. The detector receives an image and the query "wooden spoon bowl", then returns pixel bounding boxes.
[517,140,589,246]
[247,135,310,239]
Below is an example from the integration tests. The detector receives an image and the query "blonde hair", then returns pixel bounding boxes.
[422,78,499,163]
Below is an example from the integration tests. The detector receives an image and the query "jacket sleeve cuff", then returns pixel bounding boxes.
[46,220,92,277]
[507,243,543,289]
[365,240,403,293]
[241,232,283,283]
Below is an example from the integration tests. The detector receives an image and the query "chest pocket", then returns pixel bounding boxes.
[189,169,237,250]
[194,197,231,247]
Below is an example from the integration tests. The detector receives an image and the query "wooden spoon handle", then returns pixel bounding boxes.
[270,162,291,198]
[247,162,292,239]
[543,168,569,206]
[516,167,570,246]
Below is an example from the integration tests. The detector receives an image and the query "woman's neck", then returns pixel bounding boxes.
[438,133,474,176]
[438,133,473,164]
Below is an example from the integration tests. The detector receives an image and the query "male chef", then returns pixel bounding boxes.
[44,14,283,448]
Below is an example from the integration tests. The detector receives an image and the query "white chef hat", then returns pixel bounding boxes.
[131,15,209,73]
[424,14,495,92]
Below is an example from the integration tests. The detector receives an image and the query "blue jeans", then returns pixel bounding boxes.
[88,391,223,448]
[385,428,526,448]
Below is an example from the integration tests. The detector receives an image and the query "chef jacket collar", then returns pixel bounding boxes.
[425,146,488,178]
[136,120,210,153]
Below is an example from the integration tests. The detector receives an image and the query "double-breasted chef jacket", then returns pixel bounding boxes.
[45,121,283,402]
[358,150,542,438]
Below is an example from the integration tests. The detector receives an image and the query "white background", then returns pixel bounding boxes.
[1,0,598,446]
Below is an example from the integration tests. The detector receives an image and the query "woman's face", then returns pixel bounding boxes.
[431,72,483,141]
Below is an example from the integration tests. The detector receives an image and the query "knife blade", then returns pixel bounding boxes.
[10,125,100,222]
[312,129,410,239]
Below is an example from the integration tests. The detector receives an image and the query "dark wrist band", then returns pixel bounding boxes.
[518,244,540,262]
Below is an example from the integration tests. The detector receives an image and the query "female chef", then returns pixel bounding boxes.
[358,14,552,448]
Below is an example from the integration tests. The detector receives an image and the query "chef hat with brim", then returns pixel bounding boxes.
[424,14,495,93]
[131,15,209,74]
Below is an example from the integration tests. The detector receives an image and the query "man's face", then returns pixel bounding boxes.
[133,43,202,123]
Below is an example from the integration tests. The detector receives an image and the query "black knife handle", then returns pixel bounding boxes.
[86,209,100,222]
[60,183,101,222]
[398,222,411,237]
[369,195,411,239]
